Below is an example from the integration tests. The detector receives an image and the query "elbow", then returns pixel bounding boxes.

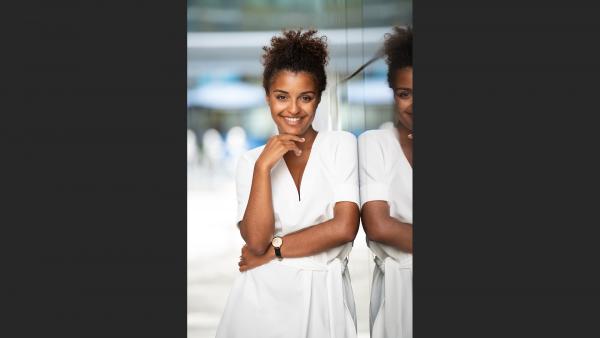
[361,215,384,243]
[339,216,360,243]
[241,232,271,256]
[245,240,270,256]
[239,219,273,255]
[341,226,358,243]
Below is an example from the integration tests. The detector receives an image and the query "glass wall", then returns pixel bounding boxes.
[187,1,411,337]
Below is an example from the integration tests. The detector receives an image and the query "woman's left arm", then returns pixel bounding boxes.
[239,201,359,271]
[278,201,359,256]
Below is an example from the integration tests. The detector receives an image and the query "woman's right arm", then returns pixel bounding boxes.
[361,201,413,253]
[238,134,304,255]
[238,161,275,255]
[358,131,412,253]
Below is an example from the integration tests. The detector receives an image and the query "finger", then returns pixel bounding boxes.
[281,141,302,155]
[273,143,301,158]
[277,134,305,143]
[281,141,302,156]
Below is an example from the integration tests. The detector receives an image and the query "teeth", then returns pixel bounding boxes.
[284,117,301,124]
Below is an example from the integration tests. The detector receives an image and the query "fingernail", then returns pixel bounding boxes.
[301,138,305,141]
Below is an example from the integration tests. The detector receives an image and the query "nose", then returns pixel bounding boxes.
[288,100,301,115]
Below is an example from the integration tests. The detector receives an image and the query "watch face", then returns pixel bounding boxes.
[272,237,283,248]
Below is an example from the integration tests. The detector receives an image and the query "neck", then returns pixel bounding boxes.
[396,125,412,146]
[297,127,317,151]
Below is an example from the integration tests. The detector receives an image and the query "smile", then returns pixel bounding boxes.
[283,117,303,125]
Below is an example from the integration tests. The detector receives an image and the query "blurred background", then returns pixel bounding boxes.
[187,1,411,337]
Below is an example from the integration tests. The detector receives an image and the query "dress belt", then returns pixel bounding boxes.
[277,256,349,272]
[374,255,412,272]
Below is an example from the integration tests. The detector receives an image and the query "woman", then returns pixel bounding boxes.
[358,26,413,338]
[216,30,360,338]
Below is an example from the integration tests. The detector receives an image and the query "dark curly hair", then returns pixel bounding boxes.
[384,26,413,88]
[261,29,329,97]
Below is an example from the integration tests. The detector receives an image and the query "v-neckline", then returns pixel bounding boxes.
[282,131,321,202]
[393,128,413,172]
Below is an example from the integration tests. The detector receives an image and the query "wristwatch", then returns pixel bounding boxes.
[271,236,283,260]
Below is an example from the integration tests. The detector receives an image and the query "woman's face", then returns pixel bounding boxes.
[393,67,413,132]
[266,70,319,137]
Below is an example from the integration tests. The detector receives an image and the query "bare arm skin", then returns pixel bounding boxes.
[361,200,412,253]
[238,134,304,255]
[238,163,275,255]
[239,201,359,271]
[279,201,359,257]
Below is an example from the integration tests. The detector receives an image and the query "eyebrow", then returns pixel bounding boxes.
[273,89,316,95]
[394,87,413,91]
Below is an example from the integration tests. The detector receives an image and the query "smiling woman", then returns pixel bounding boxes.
[215,29,361,338]
[269,71,318,136]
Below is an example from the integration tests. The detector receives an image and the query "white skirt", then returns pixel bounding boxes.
[216,257,357,338]
[370,255,413,338]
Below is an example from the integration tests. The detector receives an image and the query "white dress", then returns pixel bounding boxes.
[216,130,359,338]
[358,128,413,338]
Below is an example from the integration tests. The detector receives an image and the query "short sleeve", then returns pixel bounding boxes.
[235,153,254,223]
[331,132,360,206]
[358,131,392,207]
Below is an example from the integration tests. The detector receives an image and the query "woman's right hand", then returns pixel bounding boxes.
[255,134,305,171]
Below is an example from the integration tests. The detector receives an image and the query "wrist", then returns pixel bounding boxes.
[254,160,272,173]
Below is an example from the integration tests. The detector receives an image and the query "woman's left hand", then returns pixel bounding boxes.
[238,244,276,272]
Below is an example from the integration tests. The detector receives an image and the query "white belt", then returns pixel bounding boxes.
[374,255,412,271]
[276,256,339,271]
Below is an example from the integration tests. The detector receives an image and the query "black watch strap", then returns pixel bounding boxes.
[274,246,282,259]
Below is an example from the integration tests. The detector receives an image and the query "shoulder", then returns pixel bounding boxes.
[315,131,358,169]
[317,130,357,148]
[358,129,402,167]
[236,145,265,170]
[358,129,395,146]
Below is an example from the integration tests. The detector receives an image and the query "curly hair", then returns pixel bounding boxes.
[384,26,413,88]
[261,29,329,96]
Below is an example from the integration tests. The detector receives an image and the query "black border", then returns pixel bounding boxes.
[415,0,600,336]
[3,1,187,336]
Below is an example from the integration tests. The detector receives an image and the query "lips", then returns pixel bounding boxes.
[283,116,303,126]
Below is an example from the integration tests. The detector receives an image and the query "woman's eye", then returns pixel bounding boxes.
[396,90,412,99]
[276,95,287,100]
[301,96,313,102]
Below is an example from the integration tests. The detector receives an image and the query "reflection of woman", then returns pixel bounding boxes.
[216,30,360,338]
[358,26,413,338]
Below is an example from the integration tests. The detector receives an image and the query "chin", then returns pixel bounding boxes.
[399,118,413,131]
[281,129,304,136]
[278,124,307,136]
